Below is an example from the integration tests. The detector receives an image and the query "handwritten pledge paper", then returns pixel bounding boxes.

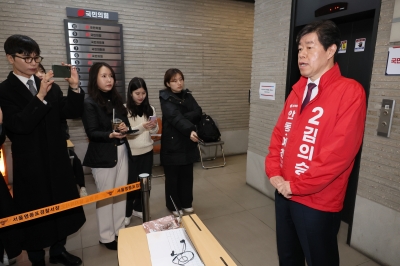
[146,228,204,266]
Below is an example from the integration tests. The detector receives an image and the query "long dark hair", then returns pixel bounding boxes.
[126,77,153,119]
[88,62,127,115]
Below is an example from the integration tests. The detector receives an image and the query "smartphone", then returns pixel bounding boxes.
[127,129,139,135]
[149,116,157,122]
[194,135,204,144]
[52,65,71,78]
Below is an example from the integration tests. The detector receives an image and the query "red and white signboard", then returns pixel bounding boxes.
[386,47,400,75]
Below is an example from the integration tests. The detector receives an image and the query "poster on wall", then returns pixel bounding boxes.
[338,40,347,54]
[354,38,366,52]
[385,46,400,75]
[259,82,276,100]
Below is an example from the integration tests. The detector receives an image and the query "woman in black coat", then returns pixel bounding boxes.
[82,62,131,251]
[159,68,202,216]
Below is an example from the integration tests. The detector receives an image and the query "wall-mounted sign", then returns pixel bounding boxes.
[385,46,400,75]
[354,38,366,52]
[64,19,125,98]
[338,40,347,54]
[66,7,118,21]
[259,82,276,100]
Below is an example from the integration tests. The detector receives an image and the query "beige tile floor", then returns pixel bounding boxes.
[10,154,381,266]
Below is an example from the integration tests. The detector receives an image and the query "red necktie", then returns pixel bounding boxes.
[301,83,316,113]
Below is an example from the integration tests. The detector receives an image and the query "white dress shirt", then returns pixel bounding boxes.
[302,77,320,103]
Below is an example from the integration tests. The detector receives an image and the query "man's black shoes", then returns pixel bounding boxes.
[49,251,82,265]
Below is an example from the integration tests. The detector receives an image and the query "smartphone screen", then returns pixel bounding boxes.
[52,65,71,78]
[149,116,157,121]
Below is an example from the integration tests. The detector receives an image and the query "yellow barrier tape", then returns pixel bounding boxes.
[0,182,140,228]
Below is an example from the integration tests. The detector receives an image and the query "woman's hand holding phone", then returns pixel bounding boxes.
[143,121,156,130]
[109,122,128,138]
[190,131,203,143]
[143,116,157,130]
[117,122,129,134]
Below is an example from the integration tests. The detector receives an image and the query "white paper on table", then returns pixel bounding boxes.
[146,228,204,266]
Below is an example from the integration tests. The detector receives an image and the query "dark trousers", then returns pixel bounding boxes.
[126,150,153,216]
[0,242,3,263]
[164,164,193,211]
[275,190,341,266]
[0,173,23,261]
[68,149,85,187]
[27,238,66,263]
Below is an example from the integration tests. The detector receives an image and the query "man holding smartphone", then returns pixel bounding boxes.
[0,34,85,266]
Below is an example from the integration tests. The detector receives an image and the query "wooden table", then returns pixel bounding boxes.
[118,214,236,266]
[66,139,74,149]
[66,140,74,164]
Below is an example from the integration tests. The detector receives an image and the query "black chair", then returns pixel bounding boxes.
[197,139,226,169]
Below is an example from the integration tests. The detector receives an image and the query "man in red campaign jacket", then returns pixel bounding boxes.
[265,20,366,266]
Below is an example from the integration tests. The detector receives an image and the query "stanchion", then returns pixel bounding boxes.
[139,173,151,222]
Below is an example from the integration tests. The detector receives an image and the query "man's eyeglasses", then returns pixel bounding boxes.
[12,54,44,63]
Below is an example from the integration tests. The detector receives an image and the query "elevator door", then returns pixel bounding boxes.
[336,16,374,99]
[336,14,375,243]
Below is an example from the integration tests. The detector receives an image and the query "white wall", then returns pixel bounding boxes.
[352,195,400,265]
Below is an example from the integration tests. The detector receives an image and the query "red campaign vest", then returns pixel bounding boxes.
[265,64,366,212]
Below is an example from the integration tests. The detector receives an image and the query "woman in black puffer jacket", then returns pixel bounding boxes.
[159,68,202,216]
